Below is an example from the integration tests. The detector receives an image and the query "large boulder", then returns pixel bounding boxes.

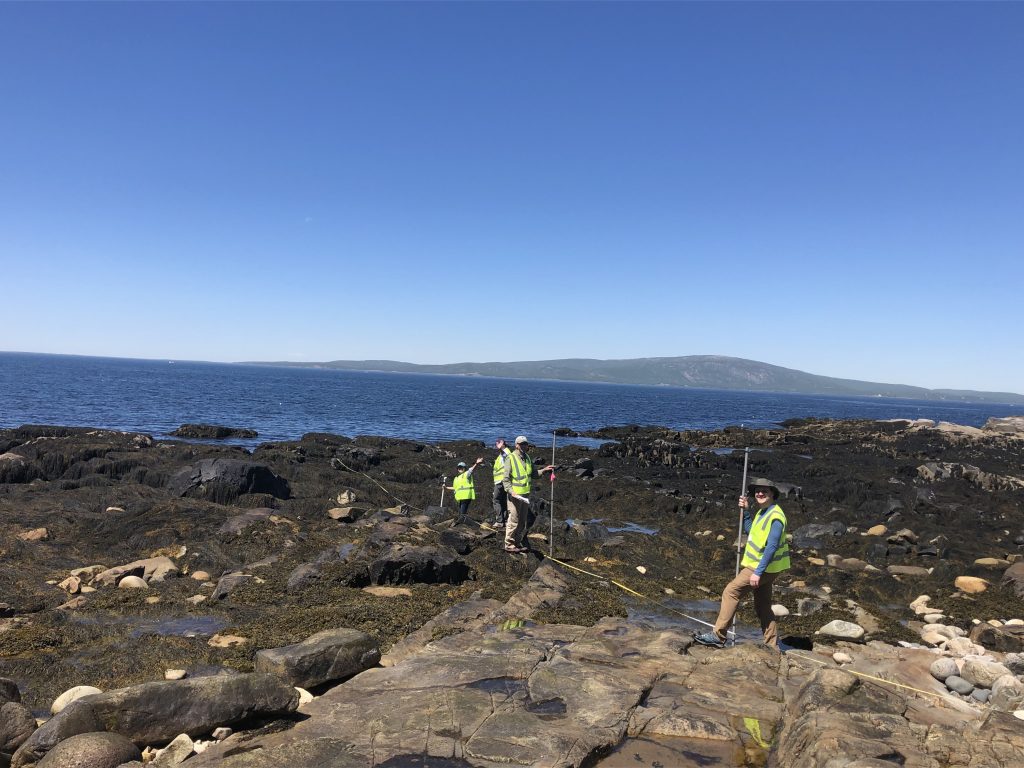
[816,620,866,642]
[0,702,36,753]
[36,732,140,768]
[12,700,104,768]
[51,686,103,715]
[14,674,298,764]
[367,544,469,585]
[1002,561,1024,599]
[970,622,1024,653]
[960,659,1012,689]
[254,629,380,689]
[791,521,845,550]
[168,459,289,503]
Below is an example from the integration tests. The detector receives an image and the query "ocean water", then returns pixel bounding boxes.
[1,352,1020,447]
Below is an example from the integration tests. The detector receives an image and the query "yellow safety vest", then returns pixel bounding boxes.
[740,504,790,573]
[453,471,475,501]
[493,450,509,484]
[508,451,533,495]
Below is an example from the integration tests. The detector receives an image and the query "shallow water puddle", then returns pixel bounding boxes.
[626,601,764,643]
[71,612,229,638]
[594,734,746,767]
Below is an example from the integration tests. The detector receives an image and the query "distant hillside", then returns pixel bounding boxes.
[248,355,1024,405]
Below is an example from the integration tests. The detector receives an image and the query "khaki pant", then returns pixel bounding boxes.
[712,567,780,648]
[504,495,530,549]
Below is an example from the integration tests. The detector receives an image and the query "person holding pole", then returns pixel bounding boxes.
[489,438,511,530]
[502,435,553,554]
[693,477,790,649]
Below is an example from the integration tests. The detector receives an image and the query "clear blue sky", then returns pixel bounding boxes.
[2,2,1021,393]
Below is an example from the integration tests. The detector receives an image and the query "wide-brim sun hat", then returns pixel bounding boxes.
[747,478,780,498]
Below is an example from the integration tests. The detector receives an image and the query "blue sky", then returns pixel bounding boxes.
[1,2,1021,393]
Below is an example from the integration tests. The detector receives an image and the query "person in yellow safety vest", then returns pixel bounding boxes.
[447,457,484,520]
[694,477,790,649]
[501,435,554,554]
[489,438,512,531]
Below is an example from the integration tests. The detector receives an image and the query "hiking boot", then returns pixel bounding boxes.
[488,522,504,530]
[693,631,726,648]
[504,545,527,554]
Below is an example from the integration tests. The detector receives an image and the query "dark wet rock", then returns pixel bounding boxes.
[792,521,845,550]
[367,544,469,586]
[169,425,258,440]
[365,522,412,545]
[217,509,274,537]
[945,675,974,695]
[0,702,35,753]
[89,674,296,746]
[1001,561,1024,598]
[168,459,289,503]
[12,700,104,768]
[285,563,322,593]
[915,545,941,558]
[970,622,1024,653]
[254,628,380,689]
[553,427,580,437]
[0,681,19,707]
[36,732,140,768]
[565,519,609,541]
[210,572,253,601]
[573,458,594,472]
[439,524,492,555]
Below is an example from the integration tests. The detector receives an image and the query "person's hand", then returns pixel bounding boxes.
[738,495,749,509]
[475,457,483,465]
[749,573,761,588]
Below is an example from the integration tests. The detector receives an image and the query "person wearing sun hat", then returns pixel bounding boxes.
[501,435,554,553]
[446,456,484,520]
[694,477,790,649]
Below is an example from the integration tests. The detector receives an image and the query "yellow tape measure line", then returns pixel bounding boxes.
[545,555,723,631]
[786,651,948,700]
[545,555,952,703]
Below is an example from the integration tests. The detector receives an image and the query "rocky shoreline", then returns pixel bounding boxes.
[2,416,1023,767]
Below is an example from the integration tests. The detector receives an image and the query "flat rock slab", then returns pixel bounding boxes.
[184,618,774,768]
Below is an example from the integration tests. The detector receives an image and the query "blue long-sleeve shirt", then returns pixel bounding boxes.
[743,506,784,577]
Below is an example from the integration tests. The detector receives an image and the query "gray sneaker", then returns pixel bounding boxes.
[693,631,726,648]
